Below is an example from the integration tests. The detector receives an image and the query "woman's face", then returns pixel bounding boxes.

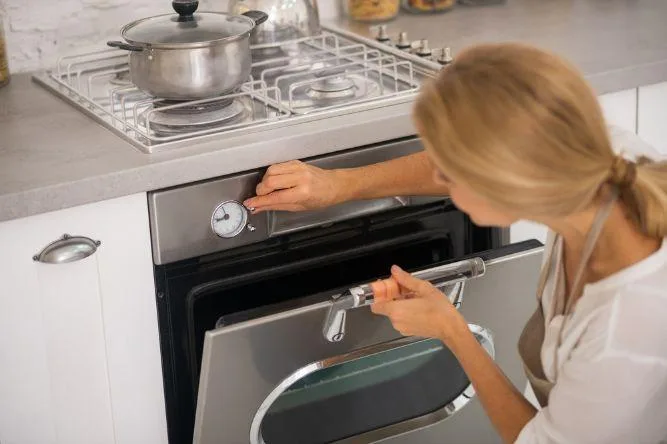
[432,164,518,228]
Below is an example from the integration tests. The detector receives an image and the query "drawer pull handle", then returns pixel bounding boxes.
[33,234,101,264]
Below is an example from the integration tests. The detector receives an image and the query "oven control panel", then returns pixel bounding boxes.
[148,169,269,265]
[148,138,438,265]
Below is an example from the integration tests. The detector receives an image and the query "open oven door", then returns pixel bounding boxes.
[193,241,543,444]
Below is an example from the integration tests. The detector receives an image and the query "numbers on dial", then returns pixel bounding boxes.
[211,200,248,238]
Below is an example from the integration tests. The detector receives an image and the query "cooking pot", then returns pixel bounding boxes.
[227,0,320,48]
[107,1,268,100]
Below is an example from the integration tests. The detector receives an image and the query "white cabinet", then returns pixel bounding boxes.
[638,82,667,155]
[0,193,167,444]
[510,220,548,245]
[598,88,638,134]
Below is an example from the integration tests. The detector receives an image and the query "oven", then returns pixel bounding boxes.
[149,138,544,444]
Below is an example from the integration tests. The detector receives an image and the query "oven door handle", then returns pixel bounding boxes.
[323,257,486,342]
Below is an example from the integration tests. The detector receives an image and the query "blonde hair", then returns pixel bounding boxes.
[414,43,667,238]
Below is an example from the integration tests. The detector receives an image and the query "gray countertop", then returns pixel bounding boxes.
[2,0,667,223]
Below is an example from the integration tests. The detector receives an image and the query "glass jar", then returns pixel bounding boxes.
[402,0,455,13]
[0,17,9,88]
[344,0,400,22]
[458,0,506,5]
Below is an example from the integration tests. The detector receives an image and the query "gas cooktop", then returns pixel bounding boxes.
[33,26,441,153]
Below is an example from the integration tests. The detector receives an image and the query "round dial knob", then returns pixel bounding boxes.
[211,200,248,238]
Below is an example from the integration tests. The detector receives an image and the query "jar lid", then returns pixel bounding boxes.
[122,1,256,48]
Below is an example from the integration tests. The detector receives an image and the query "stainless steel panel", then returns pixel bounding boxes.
[149,137,444,264]
[193,244,544,444]
[148,171,269,264]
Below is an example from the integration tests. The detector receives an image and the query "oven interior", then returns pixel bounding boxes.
[154,201,502,444]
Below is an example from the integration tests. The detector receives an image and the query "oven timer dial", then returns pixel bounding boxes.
[211,200,250,238]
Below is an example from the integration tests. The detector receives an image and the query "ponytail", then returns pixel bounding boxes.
[622,159,667,238]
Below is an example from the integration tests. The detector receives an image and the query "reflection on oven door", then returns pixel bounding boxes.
[252,325,493,444]
[193,242,543,444]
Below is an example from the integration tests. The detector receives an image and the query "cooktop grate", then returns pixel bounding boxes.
[33,29,436,153]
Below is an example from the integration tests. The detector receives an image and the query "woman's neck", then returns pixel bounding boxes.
[545,201,661,283]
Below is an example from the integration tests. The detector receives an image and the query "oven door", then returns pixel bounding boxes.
[193,241,543,444]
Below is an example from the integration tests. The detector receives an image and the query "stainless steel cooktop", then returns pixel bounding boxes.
[33,26,441,154]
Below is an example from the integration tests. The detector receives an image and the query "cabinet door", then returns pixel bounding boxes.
[598,88,638,133]
[0,193,166,444]
[638,82,667,155]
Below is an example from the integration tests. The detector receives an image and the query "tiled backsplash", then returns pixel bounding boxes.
[0,0,339,73]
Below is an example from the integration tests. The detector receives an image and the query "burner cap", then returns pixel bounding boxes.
[306,76,356,100]
[139,99,246,134]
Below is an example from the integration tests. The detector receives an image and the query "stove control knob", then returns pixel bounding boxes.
[376,25,391,44]
[416,39,433,58]
[396,32,411,50]
[438,47,453,66]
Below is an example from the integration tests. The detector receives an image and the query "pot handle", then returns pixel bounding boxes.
[172,0,198,21]
[107,40,143,52]
[242,10,269,26]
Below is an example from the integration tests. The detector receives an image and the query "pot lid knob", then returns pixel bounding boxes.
[172,0,199,21]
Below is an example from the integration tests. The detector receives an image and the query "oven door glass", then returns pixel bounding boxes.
[254,325,493,444]
[193,241,543,444]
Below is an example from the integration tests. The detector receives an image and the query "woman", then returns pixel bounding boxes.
[244,43,667,443]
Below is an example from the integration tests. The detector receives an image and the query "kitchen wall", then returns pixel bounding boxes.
[0,0,339,73]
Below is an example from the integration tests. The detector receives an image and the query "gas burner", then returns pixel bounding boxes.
[306,76,356,100]
[139,99,247,135]
[109,70,132,86]
[281,66,382,114]
[157,98,235,113]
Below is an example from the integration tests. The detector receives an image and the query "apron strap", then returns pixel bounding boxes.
[563,188,619,315]
[552,187,619,379]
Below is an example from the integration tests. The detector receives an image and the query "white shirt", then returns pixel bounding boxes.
[516,127,667,444]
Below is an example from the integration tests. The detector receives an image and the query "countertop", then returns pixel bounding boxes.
[2,0,667,223]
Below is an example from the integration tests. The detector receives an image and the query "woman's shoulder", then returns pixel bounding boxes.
[608,125,666,161]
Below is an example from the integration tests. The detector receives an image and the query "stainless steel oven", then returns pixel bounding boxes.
[149,137,543,444]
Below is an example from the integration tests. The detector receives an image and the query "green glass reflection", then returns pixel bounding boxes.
[268,338,443,413]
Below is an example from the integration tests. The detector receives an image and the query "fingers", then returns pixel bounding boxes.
[390,265,432,296]
[244,188,304,213]
[255,173,300,196]
[243,161,309,212]
[370,300,392,316]
[370,277,401,303]
[265,160,303,175]
[370,280,387,302]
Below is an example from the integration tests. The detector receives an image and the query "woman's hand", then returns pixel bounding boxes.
[243,161,345,213]
[370,265,468,343]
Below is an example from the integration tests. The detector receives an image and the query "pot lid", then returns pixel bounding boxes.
[122,1,257,47]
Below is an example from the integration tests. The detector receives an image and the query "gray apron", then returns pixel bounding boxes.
[517,190,618,407]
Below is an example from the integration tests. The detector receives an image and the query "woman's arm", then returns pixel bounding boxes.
[447,324,537,443]
[244,151,448,213]
[371,266,536,444]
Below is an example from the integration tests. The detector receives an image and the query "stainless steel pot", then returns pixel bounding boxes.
[227,0,320,48]
[107,1,268,100]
